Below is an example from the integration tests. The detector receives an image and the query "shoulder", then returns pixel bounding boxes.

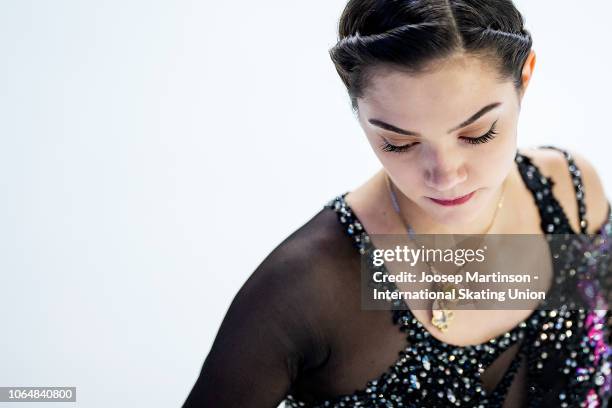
[190,206,355,404]
[253,204,358,288]
[236,203,359,332]
[518,146,610,233]
[212,205,357,374]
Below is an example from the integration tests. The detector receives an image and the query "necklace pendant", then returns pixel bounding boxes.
[431,299,454,332]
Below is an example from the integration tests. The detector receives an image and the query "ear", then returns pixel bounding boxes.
[519,50,536,97]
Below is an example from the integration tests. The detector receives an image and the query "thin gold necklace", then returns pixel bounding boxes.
[384,173,507,332]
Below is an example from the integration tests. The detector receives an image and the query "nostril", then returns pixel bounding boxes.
[425,174,467,192]
[424,165,468,191]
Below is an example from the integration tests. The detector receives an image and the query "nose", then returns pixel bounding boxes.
[422,148,467,193]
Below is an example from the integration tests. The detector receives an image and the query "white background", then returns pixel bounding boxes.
[1,1,611,407]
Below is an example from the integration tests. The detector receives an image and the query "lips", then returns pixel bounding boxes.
[428,190,476,206]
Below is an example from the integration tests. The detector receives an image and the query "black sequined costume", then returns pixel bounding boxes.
[183,146,611,408]
[285,147,612,408]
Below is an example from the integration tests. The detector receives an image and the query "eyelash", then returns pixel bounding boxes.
[379,121,499,153]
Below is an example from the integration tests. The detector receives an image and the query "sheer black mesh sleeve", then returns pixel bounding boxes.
[181,209,340,408]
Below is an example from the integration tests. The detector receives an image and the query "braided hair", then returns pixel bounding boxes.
[329,0,533,112]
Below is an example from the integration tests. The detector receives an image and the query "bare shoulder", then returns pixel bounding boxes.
[518,146,610,233]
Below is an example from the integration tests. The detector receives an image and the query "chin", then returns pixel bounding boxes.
[435,211,478,227]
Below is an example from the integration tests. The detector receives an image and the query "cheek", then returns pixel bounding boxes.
[468,122,517,169]
[367,127,517,189]
[470,139,517,185]
[470,156,502,186]
[366,135,415,173]
[383,158,424,195]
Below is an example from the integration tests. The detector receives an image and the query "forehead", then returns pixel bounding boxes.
[358,54,514,128]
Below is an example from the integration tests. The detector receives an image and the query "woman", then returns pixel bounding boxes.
[183,0,612,406]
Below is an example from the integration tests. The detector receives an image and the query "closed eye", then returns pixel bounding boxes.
[379,120,499,153]
[460,120,499,145]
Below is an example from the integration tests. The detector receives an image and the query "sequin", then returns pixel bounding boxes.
[286,147,612,408]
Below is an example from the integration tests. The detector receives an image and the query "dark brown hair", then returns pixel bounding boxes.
[329,0,533,112]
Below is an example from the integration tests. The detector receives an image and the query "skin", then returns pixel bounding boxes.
[351,50,537,236]
[184,44,610,407]
[183,47,610,408]
[342,49,607,350]
[344,53,541,350]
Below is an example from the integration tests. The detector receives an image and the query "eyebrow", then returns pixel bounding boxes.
[368,102,502,137]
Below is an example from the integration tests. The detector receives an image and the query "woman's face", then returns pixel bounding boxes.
[357,53,524,227]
